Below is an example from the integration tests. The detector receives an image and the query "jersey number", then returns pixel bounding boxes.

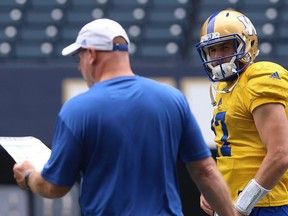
[211,111,231,156]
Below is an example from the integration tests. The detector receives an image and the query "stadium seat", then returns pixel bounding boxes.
[61,26,80,45]
[71,0,108,7]
[0,0,28,8]
[25,10,62,25]
[66,11,93,25]
[111,0,149,8]
[240,0,279,7]
[139,42,182,60]
[143,24,183,42]
[151,0,190,7]
[109,10,140,24]
[14,42,55,59]
[20,25,59,42]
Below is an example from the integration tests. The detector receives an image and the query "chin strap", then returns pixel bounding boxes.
[209,84,217,107]
[209,74,240,108]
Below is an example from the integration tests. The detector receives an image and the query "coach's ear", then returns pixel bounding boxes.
[87,48,97,64]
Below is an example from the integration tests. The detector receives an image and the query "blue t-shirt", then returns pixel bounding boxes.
[42,76,211,216]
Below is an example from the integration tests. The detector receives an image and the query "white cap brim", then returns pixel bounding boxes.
[62,43,81,56]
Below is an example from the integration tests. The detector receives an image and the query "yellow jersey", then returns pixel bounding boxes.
[212,61,288,206]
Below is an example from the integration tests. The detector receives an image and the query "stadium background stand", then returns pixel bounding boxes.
[0,0,287,215]
[0,0,285,65]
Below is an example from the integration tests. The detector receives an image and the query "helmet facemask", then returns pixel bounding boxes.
[196,34,251,82]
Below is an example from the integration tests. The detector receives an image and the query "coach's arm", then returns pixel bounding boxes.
[13,160,71,198]
[186,156,240,216]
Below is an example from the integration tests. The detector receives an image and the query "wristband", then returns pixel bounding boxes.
[24,171,32,191]
[234,179,271,215]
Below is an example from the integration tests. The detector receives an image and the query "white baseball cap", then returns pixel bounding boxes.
[62,18,130,56]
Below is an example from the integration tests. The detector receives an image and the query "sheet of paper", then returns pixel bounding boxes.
[0,136,51,171]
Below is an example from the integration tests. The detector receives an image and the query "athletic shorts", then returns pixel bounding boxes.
[251,206,288,216]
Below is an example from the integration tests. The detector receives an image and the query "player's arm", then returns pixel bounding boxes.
[186,157,238,216]
[13,160,71,198]
[235,103,288,215]
[253,103,288,188]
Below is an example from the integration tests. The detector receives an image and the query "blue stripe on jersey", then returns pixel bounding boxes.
[207,11,221,34]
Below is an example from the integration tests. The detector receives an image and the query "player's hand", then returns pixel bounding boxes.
[13,160,35,190]
[200,194,214,215]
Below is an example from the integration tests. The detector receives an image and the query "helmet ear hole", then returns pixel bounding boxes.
[251,40,255,47]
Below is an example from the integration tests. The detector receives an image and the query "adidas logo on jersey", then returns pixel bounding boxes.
[269,71,281,80]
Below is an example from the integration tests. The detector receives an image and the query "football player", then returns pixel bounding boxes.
[196,10,288,216]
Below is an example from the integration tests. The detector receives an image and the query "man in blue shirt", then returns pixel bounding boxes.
[13,18,237,216]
